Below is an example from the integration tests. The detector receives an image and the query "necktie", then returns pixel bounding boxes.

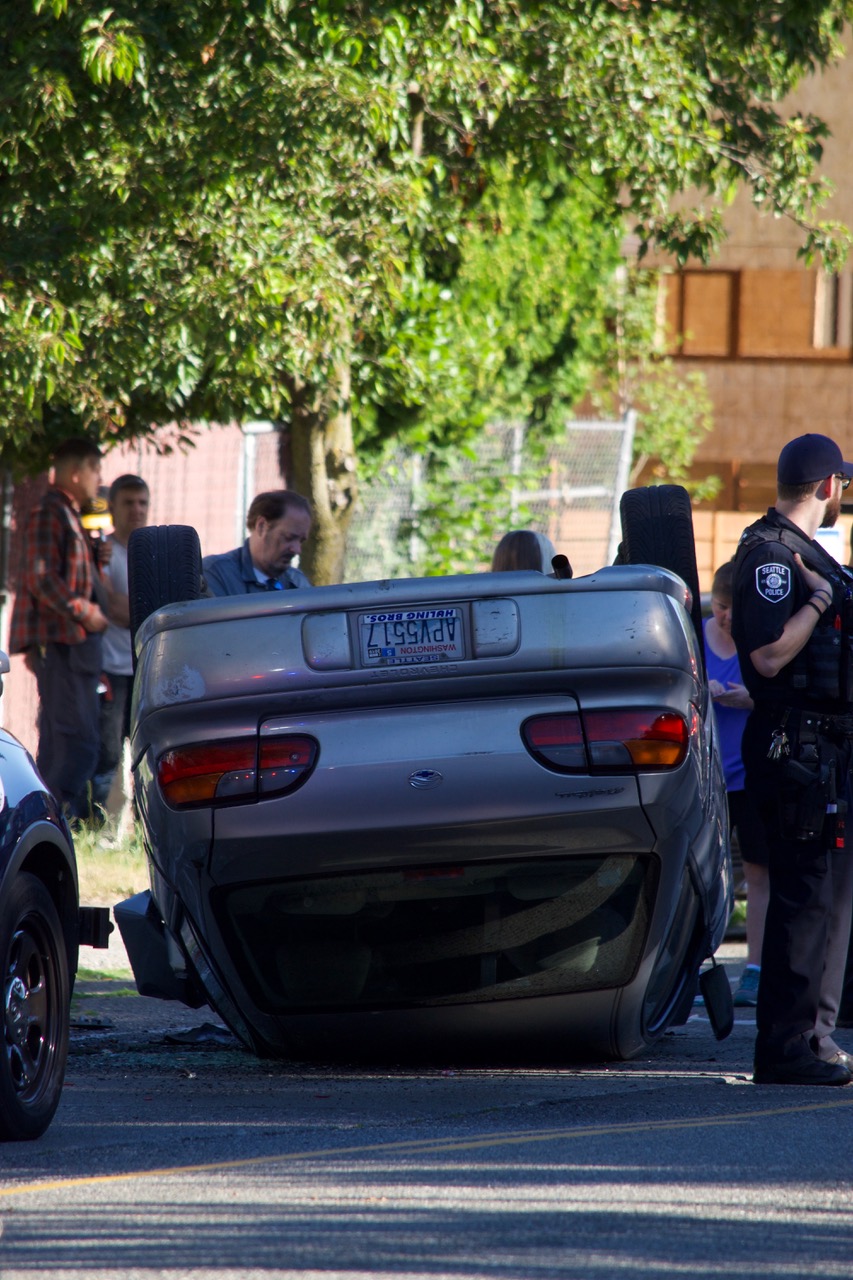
[265,577,284,591]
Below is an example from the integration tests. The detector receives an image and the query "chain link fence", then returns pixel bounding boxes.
[344,415,636,582]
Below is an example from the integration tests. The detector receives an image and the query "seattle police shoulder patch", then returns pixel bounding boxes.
[755,562,791,602]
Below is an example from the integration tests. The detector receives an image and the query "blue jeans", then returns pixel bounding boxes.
[35,638,102,821]
[92,672,133,809]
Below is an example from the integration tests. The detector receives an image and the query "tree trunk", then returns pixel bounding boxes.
[281,362,358,585]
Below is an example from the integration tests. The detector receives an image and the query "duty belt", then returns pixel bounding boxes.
[761,704,853,741]
[814,714,853,740]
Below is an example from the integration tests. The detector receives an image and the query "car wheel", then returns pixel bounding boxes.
[0,874,70,1142]
[619,484,705,662]
[128,524,203,646]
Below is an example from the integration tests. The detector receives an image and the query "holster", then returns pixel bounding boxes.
[778,716,842,844]
[781,753,833,841]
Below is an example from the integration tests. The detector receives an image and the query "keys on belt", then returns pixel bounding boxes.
[768,728,790,760]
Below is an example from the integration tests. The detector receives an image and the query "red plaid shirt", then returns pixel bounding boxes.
[9,487,101,651]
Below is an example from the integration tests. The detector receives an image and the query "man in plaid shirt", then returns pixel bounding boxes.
[10,438,109,820]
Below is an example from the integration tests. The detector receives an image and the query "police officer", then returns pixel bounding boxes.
[732,432,853,1085]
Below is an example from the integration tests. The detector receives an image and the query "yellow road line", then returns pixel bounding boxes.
[2,1096,851,1199]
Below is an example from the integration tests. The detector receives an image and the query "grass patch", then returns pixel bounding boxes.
[73,981,137,996]
[76,968,134,985]
[74,818,149,906]
[729,898,747,928]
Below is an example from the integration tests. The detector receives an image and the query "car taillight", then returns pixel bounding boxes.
[584,710,688,769]
[158,736,318,808]
[522,714,586,771]
[522,709,689,773]
[258,738,318,796]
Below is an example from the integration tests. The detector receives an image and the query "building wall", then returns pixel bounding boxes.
[643,39,853,507]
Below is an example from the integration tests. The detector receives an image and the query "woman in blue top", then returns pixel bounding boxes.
[704,561,769,1008]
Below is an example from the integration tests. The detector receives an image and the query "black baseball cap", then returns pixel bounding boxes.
[777,433,853,486]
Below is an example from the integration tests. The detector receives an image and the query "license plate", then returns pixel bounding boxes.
[360,606,466,666]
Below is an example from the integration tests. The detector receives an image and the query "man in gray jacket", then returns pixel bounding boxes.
[203,490,313,595]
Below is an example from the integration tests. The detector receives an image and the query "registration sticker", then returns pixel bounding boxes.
[360,607,466,666]
[755,563,791,603]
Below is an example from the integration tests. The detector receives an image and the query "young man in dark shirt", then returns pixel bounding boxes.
[10,438,109,820]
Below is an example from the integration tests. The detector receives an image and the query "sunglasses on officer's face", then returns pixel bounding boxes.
[835,473,851,490]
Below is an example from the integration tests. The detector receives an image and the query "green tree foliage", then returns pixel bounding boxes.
[1,1,851,578]
[590,268,719,501]
[364,169,623,576]
[384,251,718,578]
[356,165,624,457]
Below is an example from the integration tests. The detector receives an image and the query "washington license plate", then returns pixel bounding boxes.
[360,607,465,666]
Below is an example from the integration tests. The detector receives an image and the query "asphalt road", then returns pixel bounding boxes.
[1,941,853,1279]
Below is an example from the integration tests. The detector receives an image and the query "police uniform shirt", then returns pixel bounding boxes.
[731,508,838,708]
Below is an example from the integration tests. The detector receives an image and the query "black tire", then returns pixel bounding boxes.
[127,524,203,647]
[0,874,70,1142]
[619,484,705,663]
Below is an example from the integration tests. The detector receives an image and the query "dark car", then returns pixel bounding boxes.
[116,485,733,1063]
[0,650,113,1140]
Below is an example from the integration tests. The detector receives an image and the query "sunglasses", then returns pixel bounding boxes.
[836,474,851,490]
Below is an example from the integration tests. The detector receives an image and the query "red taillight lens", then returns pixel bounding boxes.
[158,736,317,808]
[522,709,689,773]
[585,710,688,769]
[259,738,318,797]
[522,713,586,771]
[158,741,256,807]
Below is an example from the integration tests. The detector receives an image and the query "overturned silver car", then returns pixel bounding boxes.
[117,486,732,1061]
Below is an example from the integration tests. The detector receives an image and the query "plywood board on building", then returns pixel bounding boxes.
[739,270,815,357]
